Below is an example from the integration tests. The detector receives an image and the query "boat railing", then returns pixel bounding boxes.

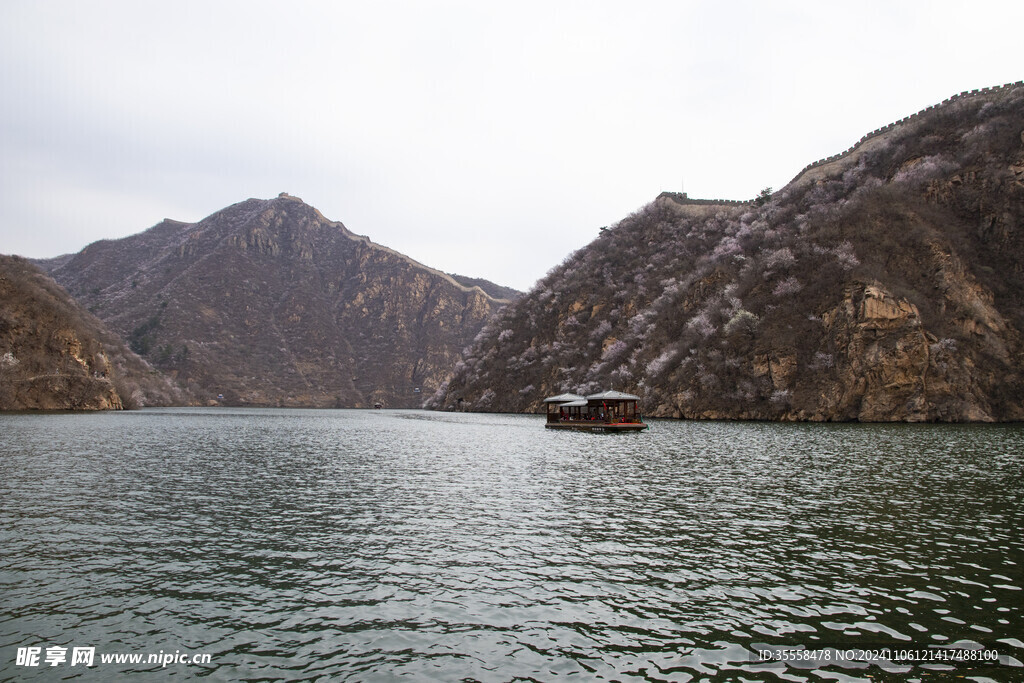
[550,415,644,424]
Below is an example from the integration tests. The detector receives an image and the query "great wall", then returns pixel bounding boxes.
[657,192,753,207]
[660,81,1024,209]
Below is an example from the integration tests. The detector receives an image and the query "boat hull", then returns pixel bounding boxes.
[545,422,648,432]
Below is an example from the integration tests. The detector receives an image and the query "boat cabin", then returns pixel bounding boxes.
[544,390,647,432]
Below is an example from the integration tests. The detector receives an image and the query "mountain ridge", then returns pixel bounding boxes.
[37,194,516,304]
[428,83,1024,421]
[44,194,516,408]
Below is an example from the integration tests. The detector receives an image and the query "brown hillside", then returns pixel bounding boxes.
[0,255,185,410]
[428,83,1024,421]
[43,194,513,408]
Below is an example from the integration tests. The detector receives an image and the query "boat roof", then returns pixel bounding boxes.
[586,390,641,401]
[558,399,588,407]
[543,392,586,403]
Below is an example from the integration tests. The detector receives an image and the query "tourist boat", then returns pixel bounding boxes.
[543,390,648,432]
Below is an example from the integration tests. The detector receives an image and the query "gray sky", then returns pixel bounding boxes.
[2,1,1021,291]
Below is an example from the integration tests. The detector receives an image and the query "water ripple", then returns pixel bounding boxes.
[1,410,1021,680]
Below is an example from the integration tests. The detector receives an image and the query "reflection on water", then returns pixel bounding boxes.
[1,409,1022,680]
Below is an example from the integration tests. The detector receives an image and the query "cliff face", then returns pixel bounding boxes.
[0,256,184,410]
[428,84,1024,421]
[43,194,512,408]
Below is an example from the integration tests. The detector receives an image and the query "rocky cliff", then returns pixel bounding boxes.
[42,194,513,408]
[0,256,185,410]
[428,84,1024,421]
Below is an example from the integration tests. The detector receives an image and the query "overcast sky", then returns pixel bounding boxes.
[2,1,1021,291]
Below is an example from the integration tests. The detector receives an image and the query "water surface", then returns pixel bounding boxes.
[1,409,1022,681]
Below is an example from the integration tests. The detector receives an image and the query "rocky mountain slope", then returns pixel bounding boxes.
[43,194,513,408]
[0,255,185,410]
[428,83,1024,421]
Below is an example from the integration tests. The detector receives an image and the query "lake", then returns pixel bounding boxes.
[1,408,1022,681]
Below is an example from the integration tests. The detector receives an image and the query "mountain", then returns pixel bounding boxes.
[0,255,185,410]
[42,194,514,408]
[427,83,1024,422]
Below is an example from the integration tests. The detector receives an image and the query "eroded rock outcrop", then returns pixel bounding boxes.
[816,283,930,421]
